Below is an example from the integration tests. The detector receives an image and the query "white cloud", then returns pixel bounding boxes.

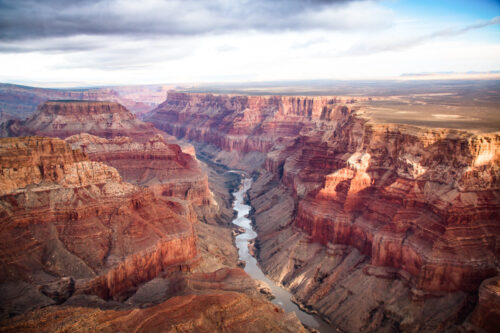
[0,1,498,85]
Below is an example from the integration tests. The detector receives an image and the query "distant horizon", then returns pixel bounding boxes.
[2,71,500,90]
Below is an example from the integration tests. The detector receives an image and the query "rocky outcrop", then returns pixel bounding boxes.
[145,90,355,154]
[0,137,198,317]
[1,100,218,218]
[64,133,214,210]
[467,275,500,332]
[3,100,167,142]
[0,268,304,333]
[147,91,500,332]
[0,83,163,121]
[289,123,500,294]
[0,100,307,330]
[0,294,304,333]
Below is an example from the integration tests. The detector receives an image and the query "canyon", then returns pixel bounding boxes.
[145,90,500,332]
[0,101,305,331]
[0,89,498,332]
[2,1,498,332]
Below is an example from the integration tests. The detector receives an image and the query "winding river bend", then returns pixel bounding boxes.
[232,177,332,333]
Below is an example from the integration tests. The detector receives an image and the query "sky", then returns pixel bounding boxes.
[0,0,499,87]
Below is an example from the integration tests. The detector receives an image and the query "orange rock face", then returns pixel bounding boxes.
[0,293,304,333]
[145,90,354,153]
[64,133,214,209]
[0,136,198,316]
[290,123,500,293]
[2,100,217,216]
[146,90,500,331]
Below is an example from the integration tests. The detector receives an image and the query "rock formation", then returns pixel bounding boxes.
[465,275,500,332]
[0,268,304,333]
[64,133,214,210]
[146,90,500,332]
[0,137,197,314]
[1,100,217,218]
[0,136,303,331]
[2,100,167,142]
[0,93,309,331]
[0,83,164,122]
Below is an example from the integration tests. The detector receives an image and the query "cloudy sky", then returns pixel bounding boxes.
[0,0,499,86]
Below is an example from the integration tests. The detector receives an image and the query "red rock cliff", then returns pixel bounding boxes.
[0,137,198,315]
[64,133,215,209]
[4,100,166,143]
[2,100,217,219]
[146,90,500,331]
[0,268,305,333]
[145,90,354,153]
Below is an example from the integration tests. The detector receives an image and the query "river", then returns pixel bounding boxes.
[232,177,333,333]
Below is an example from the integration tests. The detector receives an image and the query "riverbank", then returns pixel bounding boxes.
[231,178,333,333]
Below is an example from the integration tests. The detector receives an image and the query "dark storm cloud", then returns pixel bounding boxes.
[0,0,358,42]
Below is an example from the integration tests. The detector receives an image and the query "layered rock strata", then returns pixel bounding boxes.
[0,137,199,316]
[467,275,500,332]
[1,101,167,142]
[146,90,500,332]
[64,133,215,211]
[0,136,305,331]
[1,100,218,219]
[0,83,164,121]
[145,91,354,154]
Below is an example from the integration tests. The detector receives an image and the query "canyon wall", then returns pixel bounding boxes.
[64,133,215,210]
[0,137,198,313]
[0,100,306,330]
[2,100,217,217]
[1,268,304,332]
[2,100,166,142]
[146,90,500,332]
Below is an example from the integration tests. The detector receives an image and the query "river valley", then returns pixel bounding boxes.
[232,177,334,333]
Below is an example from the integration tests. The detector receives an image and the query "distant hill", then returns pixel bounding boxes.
[0,83,172,122]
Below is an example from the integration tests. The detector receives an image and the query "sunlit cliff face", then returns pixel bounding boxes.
[474,149,495,167]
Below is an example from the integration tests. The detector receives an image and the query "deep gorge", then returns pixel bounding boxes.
[145,91,500,332]
[0,92,497,332]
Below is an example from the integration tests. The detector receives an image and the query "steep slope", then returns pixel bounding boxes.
[64,133,214,210]
[0,136,304,331]
[1,100,218,220]
[0,137,197,316]
[146,90,500,332]
[145,91,356,154]
[2,100,166,142]
[0,268,304,333]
